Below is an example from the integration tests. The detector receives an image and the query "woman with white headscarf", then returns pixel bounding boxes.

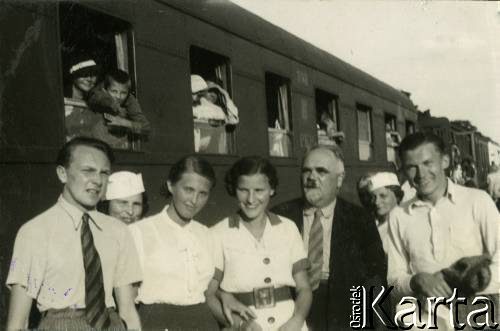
[368,172,404,252]
[99,171,147,224]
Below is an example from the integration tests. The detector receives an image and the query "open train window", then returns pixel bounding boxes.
[315,89,344,147]
[385,114,401,163]
[266,73,293,157]
[59,3,147,151]
[356,104,373,161]
[190,46,237,154]
[406,121,416,135]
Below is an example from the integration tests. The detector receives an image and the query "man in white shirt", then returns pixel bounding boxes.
[6,137,142,331]
[387,132,500,327]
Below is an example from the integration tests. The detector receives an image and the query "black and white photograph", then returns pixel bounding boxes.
[1,1,499,330]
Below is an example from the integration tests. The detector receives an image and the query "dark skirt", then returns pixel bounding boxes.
[139,302,219,331]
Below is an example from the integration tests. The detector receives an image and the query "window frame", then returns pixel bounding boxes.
[189,45,236,155]
[385,113,399,163]
[58,3,143,151]
[406,120,416,136]
[265,72,294,158]
[356,104,374,161]
[314,88,343,147]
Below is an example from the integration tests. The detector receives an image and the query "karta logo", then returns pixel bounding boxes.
[349,286,498,330]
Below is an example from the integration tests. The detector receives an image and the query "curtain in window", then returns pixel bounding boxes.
[215,65,227,89]
[114,33,128,71]
[328,100,337,129]
[278,85,290,130]
[357,110,370,142]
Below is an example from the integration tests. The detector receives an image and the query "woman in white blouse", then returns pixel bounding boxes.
[129,155,219,330]
[209,156,312,331]
[368,171,404,253]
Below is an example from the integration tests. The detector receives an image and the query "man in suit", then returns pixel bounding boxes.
[272,145,387,330]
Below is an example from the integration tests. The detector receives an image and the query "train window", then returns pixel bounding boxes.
[190,46,237,154]
[385,114,401,163]
[315,89,344,147]
[406,121,416,135]
[59,3,147,151]
[266,73,293,157]
[356,105,373,161]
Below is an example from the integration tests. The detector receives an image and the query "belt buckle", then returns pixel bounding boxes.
[253,286,275,309]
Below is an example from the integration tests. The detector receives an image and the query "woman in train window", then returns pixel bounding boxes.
[128,156,219,330]
[368,172,403,253]
[209,156,312,330]
[66,55,99,100]
[98,171,148,224]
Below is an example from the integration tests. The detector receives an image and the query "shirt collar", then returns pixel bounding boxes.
[303,199,336,219]
[228,211,282,229]
[407,178,456,214]
[57,195,102,231]
[162,205,193,230]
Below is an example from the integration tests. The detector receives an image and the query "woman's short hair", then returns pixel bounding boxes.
[356,172,376,210]
[161,155,216,197]
[225,156,278,197]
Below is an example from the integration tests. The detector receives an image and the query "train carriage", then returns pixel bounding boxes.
[0,0,417,325]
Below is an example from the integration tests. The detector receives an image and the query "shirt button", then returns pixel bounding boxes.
[264,277,271,283]
[263,257,270,264]
[268,317,275,324]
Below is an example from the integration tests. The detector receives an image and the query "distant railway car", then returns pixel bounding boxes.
[0,0,417,324]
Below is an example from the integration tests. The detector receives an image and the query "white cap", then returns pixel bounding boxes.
[106,171,145,200]
[69,59,97,74]
[369,172,400,192]
[191,75,208,93]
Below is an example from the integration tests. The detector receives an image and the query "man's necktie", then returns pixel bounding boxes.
[308,208,324,291]
[81,213,111,329]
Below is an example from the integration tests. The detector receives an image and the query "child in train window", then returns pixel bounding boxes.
[87,69,151,149]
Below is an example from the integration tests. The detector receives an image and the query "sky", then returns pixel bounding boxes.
[231,0,500,143]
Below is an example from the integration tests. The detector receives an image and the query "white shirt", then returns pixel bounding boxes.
[6,196,141,311]
[128,206,216,305]
[401,180,417,203]
[302,200,336,279]
[376,219,390,254]
[387,179,500,296]
[211,213,308,331]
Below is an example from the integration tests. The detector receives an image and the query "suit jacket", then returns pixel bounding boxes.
[272,197,387,330]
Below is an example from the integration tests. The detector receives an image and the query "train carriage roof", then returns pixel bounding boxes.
[159,0,415,110]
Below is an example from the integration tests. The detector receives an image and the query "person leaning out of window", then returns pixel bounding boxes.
[87,69,151,149]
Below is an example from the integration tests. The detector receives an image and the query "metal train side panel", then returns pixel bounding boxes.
[1,4,62,324]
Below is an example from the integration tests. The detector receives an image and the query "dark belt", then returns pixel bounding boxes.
[232,286,292,309]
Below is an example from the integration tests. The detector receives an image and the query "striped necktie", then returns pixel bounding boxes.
[308,208,324,291]
[81,213,111,329]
